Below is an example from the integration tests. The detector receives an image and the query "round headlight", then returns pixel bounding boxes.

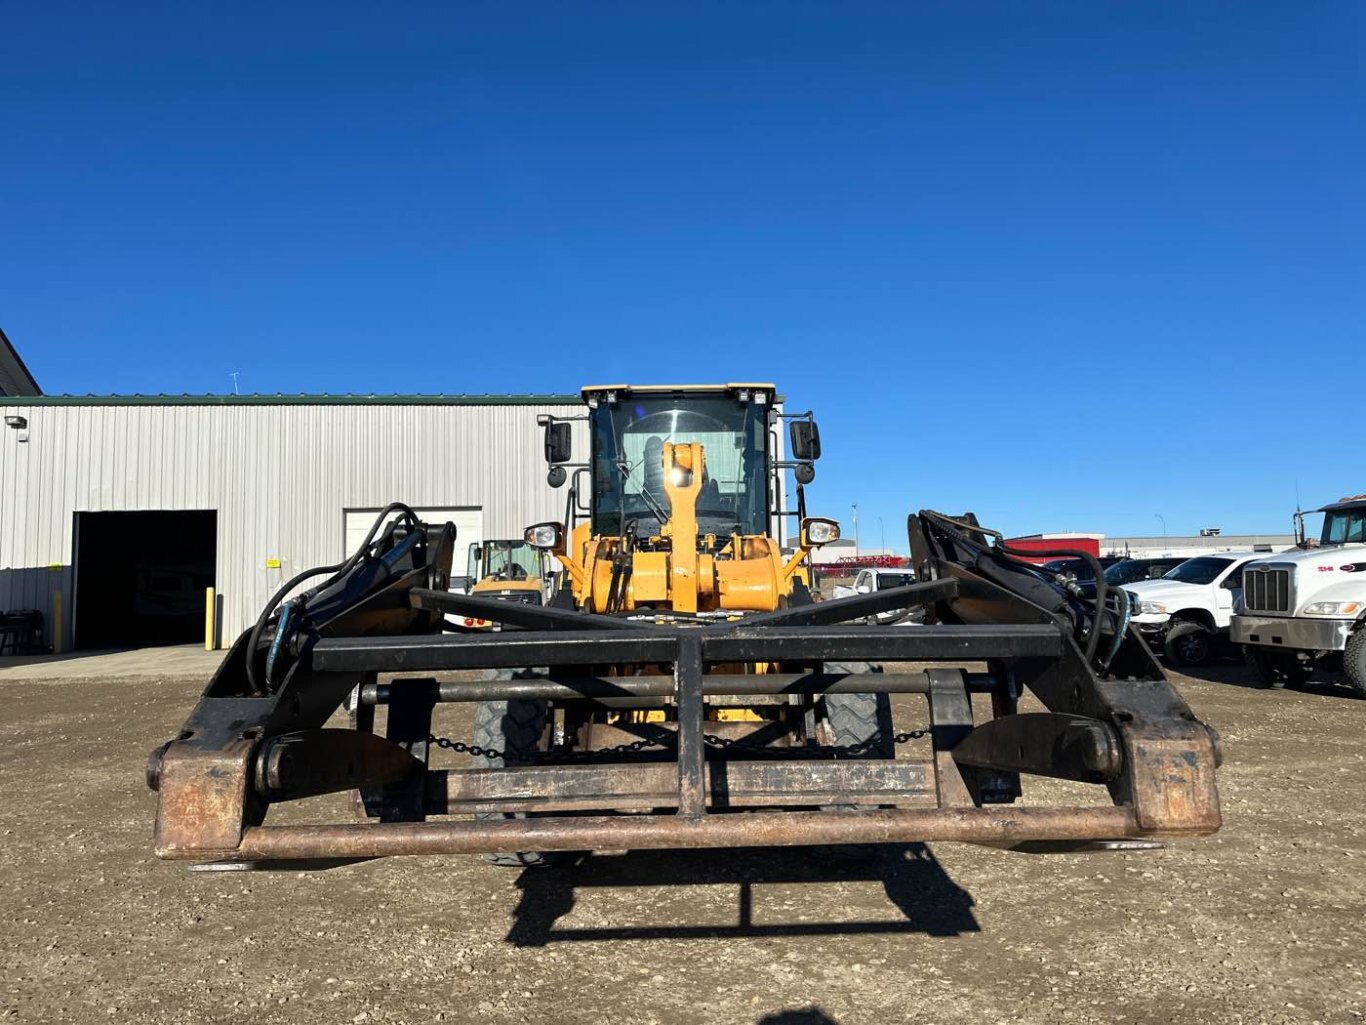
[524,522,564,550]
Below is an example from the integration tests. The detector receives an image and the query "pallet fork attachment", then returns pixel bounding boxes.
[148,508,1220,864]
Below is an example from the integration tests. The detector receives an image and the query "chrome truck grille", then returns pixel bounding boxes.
[1243,565,1292,613]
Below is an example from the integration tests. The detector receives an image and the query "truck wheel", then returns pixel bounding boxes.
[1243,647,1311,689]
[472,690,561,868]
[1345,629,1366,698]
[1164,621,1212,667]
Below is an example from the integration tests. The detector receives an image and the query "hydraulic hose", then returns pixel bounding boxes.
[244,502,420,693]
[993,541,1108,664]
[919,512,1109,664]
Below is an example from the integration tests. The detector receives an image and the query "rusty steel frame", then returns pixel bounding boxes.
[148,510,1223,865]
[225,807,1150,861]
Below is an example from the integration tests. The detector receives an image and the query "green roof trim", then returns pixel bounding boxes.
[0,393,580,407]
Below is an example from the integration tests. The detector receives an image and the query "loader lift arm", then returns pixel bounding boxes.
[148,506,1219,863]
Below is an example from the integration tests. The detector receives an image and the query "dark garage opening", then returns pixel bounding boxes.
[73,511,217,649]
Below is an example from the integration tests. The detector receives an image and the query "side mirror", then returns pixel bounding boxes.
[856,584,872,594]
[789,420,821,462]
[544,421,572,464]
[547,465,567,488]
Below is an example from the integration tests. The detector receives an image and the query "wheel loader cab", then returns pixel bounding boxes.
[533,384,833,615]
[461,540,545,627]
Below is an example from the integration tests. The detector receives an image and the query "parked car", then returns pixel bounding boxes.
[1124,552,1270,666]
[1075,557,1189,599]
[831,568,924,624]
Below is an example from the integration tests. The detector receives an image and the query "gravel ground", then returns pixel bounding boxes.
[1,661,1364,1025]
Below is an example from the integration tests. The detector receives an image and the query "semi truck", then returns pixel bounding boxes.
[1232,494,1366,694]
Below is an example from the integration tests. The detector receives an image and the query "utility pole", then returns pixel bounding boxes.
[229,372,241,396]
[851,503,859,558]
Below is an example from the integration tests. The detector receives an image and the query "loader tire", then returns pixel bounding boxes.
[820,663,893,758]
[1243,647,1311,690]
[1345,629,1366,698]
[472,684,561,868]
[817,664,893,858]
[1164,621,1212,667]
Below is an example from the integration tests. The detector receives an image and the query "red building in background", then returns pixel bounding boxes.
[1003,534,1103,564]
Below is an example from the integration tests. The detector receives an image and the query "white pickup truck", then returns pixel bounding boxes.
[1231,495,1366,695]
[831,568,923,624]
[1123,551,1271,666]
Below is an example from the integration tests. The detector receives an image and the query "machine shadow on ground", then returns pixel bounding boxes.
[756,1009,840,1025]
[1174,659,1361,698]
[503,842,978,947]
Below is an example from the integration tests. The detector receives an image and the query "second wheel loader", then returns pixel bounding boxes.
[148,383,1222,869]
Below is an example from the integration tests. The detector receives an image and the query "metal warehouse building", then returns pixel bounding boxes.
[0,393,585,653]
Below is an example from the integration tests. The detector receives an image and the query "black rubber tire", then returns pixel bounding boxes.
[819,662,893,758]
[472,682,559,868]
[816,663,893,857]
[1243,647,1311,689]
[1164,621,1213,667]
[1344,629,1366,699]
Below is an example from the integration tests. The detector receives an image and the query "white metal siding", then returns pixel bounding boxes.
[0,402,584,649]
[342,507,484,560]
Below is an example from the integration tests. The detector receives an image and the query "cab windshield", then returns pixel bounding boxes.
[590,394,771,537]
[468,541,541,583]
[1104,560,1159,585]
[1162,557,1232,586]
[1323,509,1366,544]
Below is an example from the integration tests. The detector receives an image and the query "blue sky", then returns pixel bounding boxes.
[2,3,1363,544]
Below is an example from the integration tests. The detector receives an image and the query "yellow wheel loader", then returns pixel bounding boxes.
[148,384,1221,868]
[456,539,547,630]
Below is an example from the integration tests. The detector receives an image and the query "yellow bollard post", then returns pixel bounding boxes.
[205,587,216,650]
[52,590,63,655]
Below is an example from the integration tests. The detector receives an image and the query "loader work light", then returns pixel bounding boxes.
[524,522,564,550]
[802,517,840,546]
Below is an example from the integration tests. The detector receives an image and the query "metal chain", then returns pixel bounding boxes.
[427,726,929,764]
[427,734,661,763]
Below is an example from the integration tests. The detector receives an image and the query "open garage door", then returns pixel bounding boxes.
[73,510,217,649]
[343,507,482,588]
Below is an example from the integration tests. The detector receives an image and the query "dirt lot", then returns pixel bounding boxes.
[1,661,1364,1025]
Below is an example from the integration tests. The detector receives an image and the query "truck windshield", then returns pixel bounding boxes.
[590,394,770,537]
[1162,557,1232,586]
[1323,509,1366,544]
[1104,561,1149,585]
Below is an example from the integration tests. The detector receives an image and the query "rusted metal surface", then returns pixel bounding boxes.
[425,760,936,814]
[209,806,1196,862]
[255,729,422,801]
[359,671,946,705]
[674,638,706,820]
[951,713,1123,784]
[925,669,976,807]
[153,737,255,857]
[1125,729,1222,834]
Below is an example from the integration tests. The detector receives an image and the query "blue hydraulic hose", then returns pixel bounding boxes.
[1101,590,1132,670]
[265,601,293,689]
